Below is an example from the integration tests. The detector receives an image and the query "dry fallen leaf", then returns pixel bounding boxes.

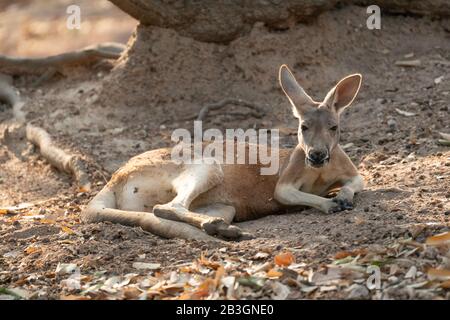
[440,280,450,289]
[180,266,195,273]
[253,252,270,260]
[405,266,417,279]
[132,262,161,270]
[214,266,225,288]
[271,282,290,300]
[24,246,41,255]
[334,248,367,260]
[334,251,352,260]
[79,184,91,193]
[123,287,143,300]
[60,295,90,300]
[426,232,450,246]
[161,283,185,295]
[55,263,78,275]
[191,278,214,299]
[274,251,295,267]
[266,269,283,278]
[61,226,75,234]
[39,219,57,225]
[427,268,450,281]
[198,253,221,269]
[14,277,28,286]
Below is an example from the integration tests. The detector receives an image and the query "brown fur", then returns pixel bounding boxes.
[81,65,364,241]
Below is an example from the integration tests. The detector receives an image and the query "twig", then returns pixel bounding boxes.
[0,195,71,214]
[0,42,126,75]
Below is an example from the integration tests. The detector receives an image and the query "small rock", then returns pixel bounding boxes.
[253,252,269,259]
[434,76,444,85]
[387,118,397,131]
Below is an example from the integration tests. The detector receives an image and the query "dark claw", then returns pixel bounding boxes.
[330,198,354,213]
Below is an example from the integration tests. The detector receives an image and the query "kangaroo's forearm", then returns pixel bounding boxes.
[337,175,364,201]
[274,184,329,211]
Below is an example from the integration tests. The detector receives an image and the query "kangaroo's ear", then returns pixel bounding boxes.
[279,65,315,117]
[324,74,362,114]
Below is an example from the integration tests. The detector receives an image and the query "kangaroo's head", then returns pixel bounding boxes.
[279,65,361,168]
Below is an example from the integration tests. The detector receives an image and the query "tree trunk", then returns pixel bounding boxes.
[109,0,450,43]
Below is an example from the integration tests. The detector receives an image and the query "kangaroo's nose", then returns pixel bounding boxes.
[308,150,328,165]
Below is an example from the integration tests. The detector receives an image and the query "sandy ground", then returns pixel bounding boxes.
[0,2,449,300]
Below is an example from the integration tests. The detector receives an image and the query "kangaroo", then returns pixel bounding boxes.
[81,65,364,241]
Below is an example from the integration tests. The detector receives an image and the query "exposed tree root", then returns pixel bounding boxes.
[0,42,122,189]
[0,74,91,191]
[0,42,126,75]
[26,124,91,191]
[0,44,230,241]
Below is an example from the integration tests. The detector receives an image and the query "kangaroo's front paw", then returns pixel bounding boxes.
[329,198,353,213]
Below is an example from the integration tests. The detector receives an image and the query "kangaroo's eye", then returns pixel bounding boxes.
[301,125,309,131]
[330,125,338,131]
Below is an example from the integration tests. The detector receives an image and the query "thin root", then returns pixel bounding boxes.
[182,98,265,121]
[0,42,126,75]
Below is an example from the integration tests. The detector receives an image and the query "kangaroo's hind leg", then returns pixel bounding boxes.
[81,185,219,242]
[153,162,245,239]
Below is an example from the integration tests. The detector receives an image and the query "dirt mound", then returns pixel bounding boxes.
[100,6,449,136]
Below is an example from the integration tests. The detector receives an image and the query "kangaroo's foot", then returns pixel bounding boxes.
[195,203,255,241]
[201,219,253,240]
[153,203,252,240]
[153,203,220,226]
